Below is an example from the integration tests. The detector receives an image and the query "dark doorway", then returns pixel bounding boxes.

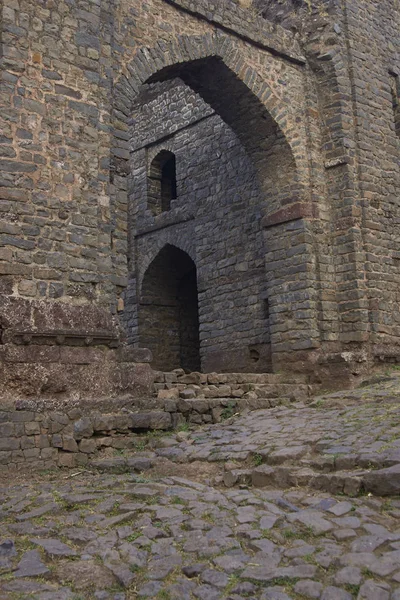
[139,245,200,372]
[148,150,177,215]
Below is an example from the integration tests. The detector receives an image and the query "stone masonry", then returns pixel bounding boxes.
[0,0,399,401]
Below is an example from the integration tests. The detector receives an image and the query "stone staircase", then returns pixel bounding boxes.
[223,446,400,498]
[88,426,400,498]
[153,369,311,425]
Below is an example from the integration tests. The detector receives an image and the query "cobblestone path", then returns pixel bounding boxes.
[1,376,400,599]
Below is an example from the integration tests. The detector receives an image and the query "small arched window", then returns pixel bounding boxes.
[148,150,177,215]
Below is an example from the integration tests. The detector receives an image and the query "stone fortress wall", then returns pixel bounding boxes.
[0,0,399,403]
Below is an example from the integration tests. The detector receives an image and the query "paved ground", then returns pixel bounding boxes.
[1,372,400,599]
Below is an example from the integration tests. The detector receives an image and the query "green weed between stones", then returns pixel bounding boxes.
[126,532,142,542]
[171,496,186,505]
[176,422,190,432]
[281,525,323,543]
[260,529,276,540]
[361,567,375,578]
[221,401,237,420]
[156,589,171,599]
[224,573,241,594]
[253,453,263,466]
[344,583,361,597]
[134,439,147,451]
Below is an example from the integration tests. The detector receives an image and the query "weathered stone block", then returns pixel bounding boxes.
[52,434,63,448]
[75,453,89,465]
[212,407,224,423]
[92,413,115,432]
[96,437,113,448]
[0,451,12,465]
[223,468,252,488]
[12,412,35,422]
[0,422,14,436]
[252,465,276,488]
[177,398,191,415]
[363,464,400,496]
[25,421,41,435]
[73,417,94,440]
[35,434,50,449]
[62,437,79,453]
[79,439,97,454]
[0,437,20,451]
[158,388,179,400]
[111,437,134,450]
[113,416,132,432]
[179,388,196,400]
[164,399,177,412]
[58,452,77,468]
[21,436,36,450]
[23,448,40,459]
[117,347,152,363]
[40,447,58,460]
[130,411,171,430]
[188,413,202,424]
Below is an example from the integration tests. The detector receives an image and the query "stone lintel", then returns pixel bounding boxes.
[136,214,195,237]
[261,202,315,229]
[324,156,350,169]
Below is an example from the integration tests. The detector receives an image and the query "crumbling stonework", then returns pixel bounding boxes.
[0,0,399,400]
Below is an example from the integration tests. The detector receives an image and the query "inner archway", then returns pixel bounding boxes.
[139,245,200,372]
[120,40,321,372]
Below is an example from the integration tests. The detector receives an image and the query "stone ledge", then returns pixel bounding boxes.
[324,156,350,169]
[1,344,152,365]
[7,330,119,348]
[0,360,153,402]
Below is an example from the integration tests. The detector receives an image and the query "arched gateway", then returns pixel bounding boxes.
[124,47,319,373]
[139,245,200,372]
[0,0,397,403]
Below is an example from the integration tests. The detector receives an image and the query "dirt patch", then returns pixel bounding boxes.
[150,458,221,483]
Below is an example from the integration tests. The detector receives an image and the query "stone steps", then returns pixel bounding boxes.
[154,370,309,386]
[87,441,400,498]
[222,462,400,497]
[221,444,400,497]
[248,444,400,473]
[154,370,311,414]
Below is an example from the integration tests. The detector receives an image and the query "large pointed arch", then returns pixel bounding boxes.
[117,31,322,369]
[113,32,309,198]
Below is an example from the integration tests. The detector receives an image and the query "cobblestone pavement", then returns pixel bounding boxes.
[1,375,400,599]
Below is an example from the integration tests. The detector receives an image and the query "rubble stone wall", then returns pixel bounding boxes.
[0,407,171,473]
